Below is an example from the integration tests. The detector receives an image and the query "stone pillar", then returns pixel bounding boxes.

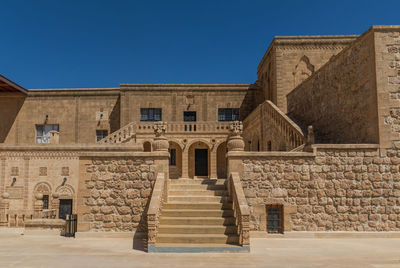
[152,122,169,152]
[227,121,245,152]
[227,121,245,176]
[52,193,60,219]
[182,148,189,179]
[209,149,217,179]
[0,192,10,227]
[33,193,43,219]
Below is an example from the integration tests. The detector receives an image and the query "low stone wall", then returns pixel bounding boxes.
[228,145,400,232]
[77,151,169,232]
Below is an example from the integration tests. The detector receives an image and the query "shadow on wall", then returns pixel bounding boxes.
[0,94,25,143]
[109,95,120,133]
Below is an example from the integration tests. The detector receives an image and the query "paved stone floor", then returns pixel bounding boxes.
[0,230,400,267]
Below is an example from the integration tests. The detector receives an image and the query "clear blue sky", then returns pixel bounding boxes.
[1,0,399,89]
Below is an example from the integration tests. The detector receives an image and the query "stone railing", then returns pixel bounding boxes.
[137,121,232,134]
[42,209,57,219]
[226,172,250,246]
[98,122,136,144]
[263,100,305,150]
[147,173,167,248]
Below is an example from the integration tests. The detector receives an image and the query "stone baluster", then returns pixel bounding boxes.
[0,192,10,227]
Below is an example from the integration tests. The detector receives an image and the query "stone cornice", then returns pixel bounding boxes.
[120,84,250,92]
[27,88,120,97]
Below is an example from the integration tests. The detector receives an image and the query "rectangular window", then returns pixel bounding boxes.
[218,108,240,121]
[266,205,284,233]
[169,148,176,166]
[96,130,108,142]
[36,124,59,144]
[140,108,162,121]
[184,111,196,122]
[42,195,49,209]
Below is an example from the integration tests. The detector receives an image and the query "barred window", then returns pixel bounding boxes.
[184,111,196,122]
[42,195,49,209]
[140,108,162,121]
[36,124,59,144]
[218,108,240,121]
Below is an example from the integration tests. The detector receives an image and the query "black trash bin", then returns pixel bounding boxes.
[64,214,77,237]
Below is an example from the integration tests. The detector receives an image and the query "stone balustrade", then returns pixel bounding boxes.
[42,209,57,219]
[98,122,136,144]
[263,101,305,150]
[147,173,167,246]
[226,172,250,246]
[137,121,232,134]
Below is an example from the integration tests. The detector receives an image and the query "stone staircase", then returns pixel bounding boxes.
[151,178,249,252]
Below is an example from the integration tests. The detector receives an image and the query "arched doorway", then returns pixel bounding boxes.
[169,141,182,179]
[188,141,210,178]
[143,141,152,152]
[216,142,227,179]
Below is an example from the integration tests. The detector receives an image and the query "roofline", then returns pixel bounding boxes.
[0,74,28,94]
[257,34,358,73]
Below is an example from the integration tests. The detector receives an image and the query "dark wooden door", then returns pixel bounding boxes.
[195,149,208,176]
[59,199,73,219]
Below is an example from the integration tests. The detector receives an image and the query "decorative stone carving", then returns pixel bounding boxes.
[11,167,19,176]
[39,167,47,176]
[293,55,314,88]
[61,167,69,176]
[227,121,245,151]
[34,182,52,196]
[56,184,74,198]
[152,122,169,151]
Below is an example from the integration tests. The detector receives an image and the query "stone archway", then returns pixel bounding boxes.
[169,141,183,179]
[143,141,152,152]
[188,141,210,178]
[33,182,52,210]
[55,184,75,219]
[216,141,227,179]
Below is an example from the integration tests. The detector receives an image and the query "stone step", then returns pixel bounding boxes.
[169,184,226,191]
[163,202,233,210]
[161,209,234,217]
[169,179,226,185]
[150,243,249,253]
[167,196,230,203]
[168,190,227,196]
[158,225,237,234]
[156,234,239,244]
[159,216,236,225]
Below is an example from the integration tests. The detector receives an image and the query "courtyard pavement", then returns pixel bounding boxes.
[0,230,399,268]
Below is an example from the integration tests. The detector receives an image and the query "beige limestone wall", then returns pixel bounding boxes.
[287,31,379,144]
[1,89,120,145]
[120,85,248,127]
[229,145,400,232]
[257,36,356,113]
[78,154,168,232]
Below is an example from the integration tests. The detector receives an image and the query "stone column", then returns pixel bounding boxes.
[227,121,245,175]
[52,193,60,219]
[0,192,10,227]
[33,193,43,219]
[209,149,217,179]
[181,148,189,179]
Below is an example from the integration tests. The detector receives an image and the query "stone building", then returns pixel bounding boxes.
[0,25,400,252]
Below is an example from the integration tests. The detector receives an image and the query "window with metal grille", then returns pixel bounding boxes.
[169,148,176,166]
[184,111,196,122]
[36,124,59,144]
[218,108,240,121]
[140,108,162,121]
[266,205,283,233]
[96,130,108,142]
[42,195,49,209]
